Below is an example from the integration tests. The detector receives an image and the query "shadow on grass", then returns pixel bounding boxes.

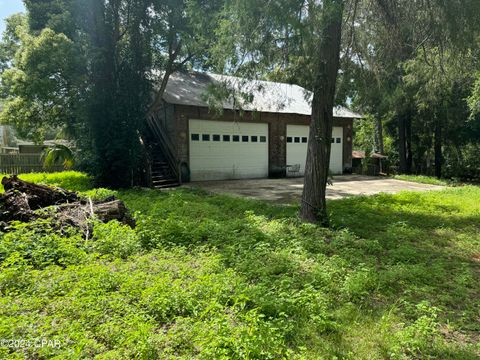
[121,187,480,358]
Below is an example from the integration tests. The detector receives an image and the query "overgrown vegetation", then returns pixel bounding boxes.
[0,172,479,359]
[393,175,451,186]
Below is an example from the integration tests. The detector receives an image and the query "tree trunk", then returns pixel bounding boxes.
[299,0,344,226]
[398,115,407,173]
[147,56,176,117]
[2,175,79,209]
[147,39,183,117]
[55,199,135,230]
[375,117,384,154]
[434,116,442,178]
[406,115,412,173]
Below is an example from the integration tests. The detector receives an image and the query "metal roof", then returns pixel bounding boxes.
[371,152,388,159]
[162,72,363,119]
[352,150,366,159]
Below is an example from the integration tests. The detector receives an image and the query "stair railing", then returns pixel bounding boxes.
[142,133,153,186]
[146,115,181,184]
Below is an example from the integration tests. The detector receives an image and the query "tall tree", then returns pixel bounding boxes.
[79,0,153,187]
[299,0,345,225]
[0,21,84,142]
[212,0,353,225]
[0,13,26,73]
[342,0,480,178]
[1,0,225,188]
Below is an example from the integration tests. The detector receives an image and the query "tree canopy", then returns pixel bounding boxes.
[0,0,225,188]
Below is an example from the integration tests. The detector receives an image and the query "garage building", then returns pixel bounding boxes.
[150,72,362,184]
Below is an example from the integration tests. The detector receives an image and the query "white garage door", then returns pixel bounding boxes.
[189,119,269,181]
[286,125,344,175]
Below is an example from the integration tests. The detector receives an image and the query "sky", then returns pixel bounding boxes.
[0,0,25,34]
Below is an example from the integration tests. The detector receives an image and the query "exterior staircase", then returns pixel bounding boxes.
[146,114,181,189]
[150,145,180,189]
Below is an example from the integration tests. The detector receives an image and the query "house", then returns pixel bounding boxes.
[148,72,362,186]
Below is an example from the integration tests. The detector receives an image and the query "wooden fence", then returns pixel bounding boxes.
[0,154,64,174]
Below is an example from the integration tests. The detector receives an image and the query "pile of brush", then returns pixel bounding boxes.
[0,176,134,232]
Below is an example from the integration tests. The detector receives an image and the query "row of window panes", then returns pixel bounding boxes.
[191,134,267,143]
[287,137,308,143]
[192,133,342,144]
[287,137,341,144]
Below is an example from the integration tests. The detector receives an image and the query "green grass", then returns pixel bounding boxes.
[0,171,92,192]
[393,174,451,186]
[1,173,479,359]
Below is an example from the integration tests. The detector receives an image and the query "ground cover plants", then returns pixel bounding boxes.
[392,175,453,186]
[0,172,479,359]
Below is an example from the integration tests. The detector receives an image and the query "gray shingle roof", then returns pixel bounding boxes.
[162,72,362,119]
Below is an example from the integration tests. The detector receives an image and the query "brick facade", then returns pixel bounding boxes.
[162,104,353,179]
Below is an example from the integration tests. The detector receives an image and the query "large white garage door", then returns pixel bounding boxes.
[189,119,269,181]
[286,125,344,175]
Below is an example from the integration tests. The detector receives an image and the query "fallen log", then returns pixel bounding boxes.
[54,199,136,230]
[1,189,35,222]
[91,200,134,226]
[2,175,78,209]
[0,175,134,231]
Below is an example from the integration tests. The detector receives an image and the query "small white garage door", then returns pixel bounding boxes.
[189,119,269,181]
[286,125,344,175]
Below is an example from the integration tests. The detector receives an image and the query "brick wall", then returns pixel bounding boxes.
[164,104,353,178]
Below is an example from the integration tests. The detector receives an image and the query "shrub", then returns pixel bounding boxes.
[0,252,33,295]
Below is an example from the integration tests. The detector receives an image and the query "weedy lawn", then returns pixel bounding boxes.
[0,172,479,359]
[392,174,453,186]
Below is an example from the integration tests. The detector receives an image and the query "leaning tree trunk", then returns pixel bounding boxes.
[299,0,344,226]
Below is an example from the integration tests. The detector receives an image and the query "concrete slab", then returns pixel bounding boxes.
[187,175,444,204]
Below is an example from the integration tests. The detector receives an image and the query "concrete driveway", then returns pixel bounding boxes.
[189,175,444,204]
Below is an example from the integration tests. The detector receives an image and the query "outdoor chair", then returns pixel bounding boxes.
[287,164,301,176]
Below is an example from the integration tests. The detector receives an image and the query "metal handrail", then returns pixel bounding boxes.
[147,115,180,183]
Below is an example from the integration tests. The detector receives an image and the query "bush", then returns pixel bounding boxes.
[81,187,118,201]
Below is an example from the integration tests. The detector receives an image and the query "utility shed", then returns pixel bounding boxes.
[151,71,362,182]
